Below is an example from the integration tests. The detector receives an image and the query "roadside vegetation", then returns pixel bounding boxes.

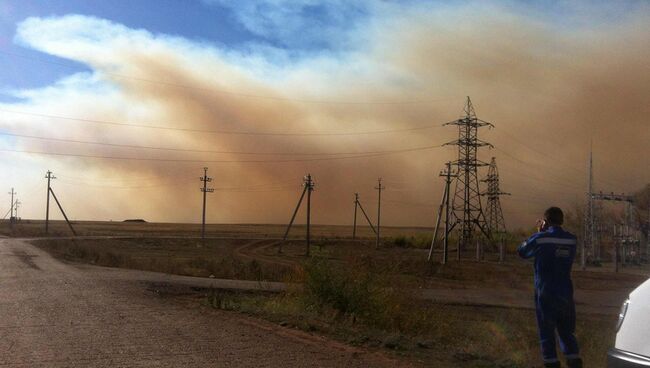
[203,255,618,367]
[33,238,293,281]
[28,229,647,367]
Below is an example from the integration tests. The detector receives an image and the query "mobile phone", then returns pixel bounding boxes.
[540,220,548,231]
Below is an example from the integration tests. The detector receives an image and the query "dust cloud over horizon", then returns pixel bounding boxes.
[1,3,648,230]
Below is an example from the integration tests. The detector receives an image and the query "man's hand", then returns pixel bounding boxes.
[536,219,547,232]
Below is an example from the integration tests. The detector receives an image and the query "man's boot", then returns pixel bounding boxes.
[544,362,561,368]
[567,357,583,368]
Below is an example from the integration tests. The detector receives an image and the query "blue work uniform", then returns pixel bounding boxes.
[517,226,580,365]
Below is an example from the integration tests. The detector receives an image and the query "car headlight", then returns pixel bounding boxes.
[616,299,629,332]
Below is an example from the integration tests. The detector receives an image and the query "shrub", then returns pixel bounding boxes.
[301,256,400,328]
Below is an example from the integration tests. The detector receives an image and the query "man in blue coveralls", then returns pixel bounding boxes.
[517,207,582,368]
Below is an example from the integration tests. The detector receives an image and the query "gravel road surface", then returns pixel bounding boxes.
[0,238,404,367]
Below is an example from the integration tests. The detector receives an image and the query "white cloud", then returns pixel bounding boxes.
[203,0,371,50]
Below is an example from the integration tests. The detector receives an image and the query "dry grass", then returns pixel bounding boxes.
[19,220,648,367]
[33,237,293,281]
[0,219,429,239]
[202,256,618,367]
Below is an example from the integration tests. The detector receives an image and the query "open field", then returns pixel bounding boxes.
[0,219,425,239]
[11,220,650,367]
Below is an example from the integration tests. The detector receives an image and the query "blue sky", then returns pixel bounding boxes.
[0,0,255,98]
[1,0,646,99]
[0,0,382,99]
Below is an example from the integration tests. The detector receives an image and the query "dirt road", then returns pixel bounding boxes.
[0,238,404,367]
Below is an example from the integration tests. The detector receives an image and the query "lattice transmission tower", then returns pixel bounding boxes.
[444,97,493,251]
[482,157,509,236]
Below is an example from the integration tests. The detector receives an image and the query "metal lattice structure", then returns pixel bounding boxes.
[583,149,595,268]
[482,157,509,236]
[444,97,493,250]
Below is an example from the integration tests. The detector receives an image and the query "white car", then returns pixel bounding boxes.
[608,278,650,367]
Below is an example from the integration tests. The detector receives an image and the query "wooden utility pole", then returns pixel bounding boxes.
[375,178,384,249]
[45,171,55,233]
[200,167,214,241]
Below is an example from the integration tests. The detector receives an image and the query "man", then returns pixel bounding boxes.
[517,207,582,368]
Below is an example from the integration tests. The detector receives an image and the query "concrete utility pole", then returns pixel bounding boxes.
[352,192,377,241]
[200,167,214,241]
[352,193,359,240]
[42,173,76,236]
[14,200,21,221]
[280,174,315,256]
[305,174,314,256]
[8,188,16,223]
[45,170,55,233]
[429,162,457,264]
[375,177,384,249]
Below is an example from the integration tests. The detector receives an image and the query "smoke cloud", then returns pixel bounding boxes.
[1,2,648,229]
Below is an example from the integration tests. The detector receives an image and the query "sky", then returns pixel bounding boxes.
[0,0,648,229]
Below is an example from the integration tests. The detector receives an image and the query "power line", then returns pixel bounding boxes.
[0,49,461,105]
[55,175,300,190]
[0,144,442,163]
[494,147,585,190]
[0,129,437,156]
[492,129,630,189]
[0,108,443,136]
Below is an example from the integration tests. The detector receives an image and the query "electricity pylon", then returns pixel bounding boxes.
[443,97,493,255]
[482,157,509,236]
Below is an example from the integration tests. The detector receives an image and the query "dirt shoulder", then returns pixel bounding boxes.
[0,238,407,367]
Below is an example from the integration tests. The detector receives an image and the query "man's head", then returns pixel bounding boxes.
[543,206,564,226]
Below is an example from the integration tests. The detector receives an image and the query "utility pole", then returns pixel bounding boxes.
[614,224,620,273]
[443,97,493,257]
[375,177,385,249]
[305,174,314,256]
[45,170,55,233]
[42,173,76,236]
[280,174,315,256]
[583,146,594,270]
[352,192,377,241]
[200,167,214,241]
[429,162,457,263]
[14,200,21,221]
[8,188,16,224]
[352,193,359,240]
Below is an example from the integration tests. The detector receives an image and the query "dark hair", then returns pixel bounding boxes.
[544,207,564,226]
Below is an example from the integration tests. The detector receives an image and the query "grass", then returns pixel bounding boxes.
[33,238,293,281]
[24,223,647,367]
[201,256,618,367]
